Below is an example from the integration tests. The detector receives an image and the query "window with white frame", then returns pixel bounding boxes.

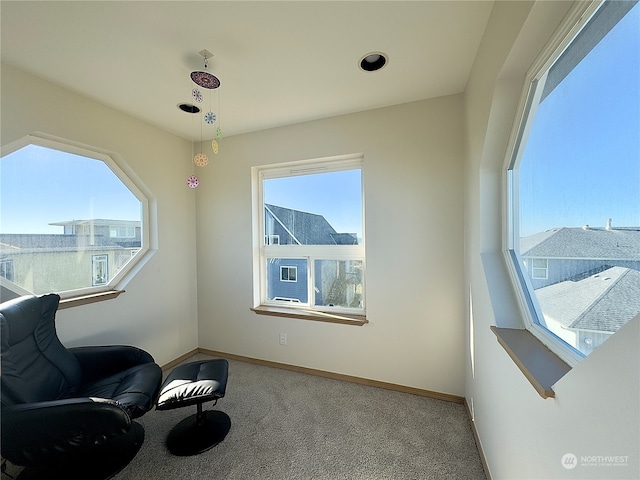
[92,254,109,286]
[265,234,280,245]
[0,135,150,299]
[280,266,297,282]
[507,0,639,362]
[253,154,365,315]
[529,258,548,280]
[0,259,15,282]
[109,226,136,238]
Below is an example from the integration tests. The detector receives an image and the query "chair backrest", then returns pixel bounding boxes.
[1,294,82,404]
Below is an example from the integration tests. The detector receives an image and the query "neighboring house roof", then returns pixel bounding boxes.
[265,204,357,245]
[536,266,640,333]
[0,219,142,253]
[0,234,140,251]
[48,219,141,227]
[1,234,90,249]
[520,226,640,260]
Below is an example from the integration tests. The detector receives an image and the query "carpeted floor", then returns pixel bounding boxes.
[3,354,487,479]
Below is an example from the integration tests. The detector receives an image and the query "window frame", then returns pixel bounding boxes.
[92,254,109,286]
[265,234,280,245]
[110,226,136,238]
[0,259,15,282]
[252,153,366,319]
[502,0,627,367]
[0,133,154,302]
[529,258,548,280]
[280,265,298,282]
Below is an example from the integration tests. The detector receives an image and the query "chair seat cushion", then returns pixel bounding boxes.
[156,359,228,411]
[78,362,162,418]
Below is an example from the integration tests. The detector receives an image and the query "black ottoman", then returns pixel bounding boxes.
[156,359,231,456]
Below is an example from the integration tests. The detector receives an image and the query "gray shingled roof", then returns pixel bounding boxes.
[0,234,139,251]
[48,219,140,227]
[520,227,640,260]
[266,204,357,245]
[536,266,640,333]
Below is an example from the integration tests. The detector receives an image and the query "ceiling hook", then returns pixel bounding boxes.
[198,49,213,71]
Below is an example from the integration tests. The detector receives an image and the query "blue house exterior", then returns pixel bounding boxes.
[267,258,308,303]
[264,204,358,305]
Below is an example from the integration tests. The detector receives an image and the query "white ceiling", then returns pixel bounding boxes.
[1,1,494,141]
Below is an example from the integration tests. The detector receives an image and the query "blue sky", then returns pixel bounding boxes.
[518,2,639,237]
[264,169,363,238]
[1,146,140,234]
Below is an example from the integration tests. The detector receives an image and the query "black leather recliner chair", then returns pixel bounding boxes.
[0,293,163,479]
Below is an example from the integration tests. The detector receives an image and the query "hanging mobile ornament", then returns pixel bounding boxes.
[187,175,199,188]
[194,153,209,167]
[209,97,219,155]
[194,109,209,167]
[190,52,221,90]
[215,80,222,141]
[203,78,216,125]
[204,111,216,124]
[190,50,221,160]
[186,110,200,188]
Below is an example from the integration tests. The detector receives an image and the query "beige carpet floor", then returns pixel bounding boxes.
[120,354,485,479]
[3,353,486,479]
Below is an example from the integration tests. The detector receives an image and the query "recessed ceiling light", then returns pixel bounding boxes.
[178,103,200,114]
[359,52,388,72]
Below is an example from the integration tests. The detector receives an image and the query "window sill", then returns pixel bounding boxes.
[490,326,571,399]
[252,306,368,326]
[58,290,125,309]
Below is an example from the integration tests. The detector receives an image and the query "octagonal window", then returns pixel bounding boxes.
[507,1,639,363]
[1,135,150,300]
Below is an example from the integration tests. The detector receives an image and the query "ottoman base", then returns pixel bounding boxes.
[166,405,231,456]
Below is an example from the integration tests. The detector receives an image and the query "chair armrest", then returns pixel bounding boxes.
[69,345,156,384]
[1,397,131,466]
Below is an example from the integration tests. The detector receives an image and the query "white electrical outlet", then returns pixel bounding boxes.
[279,333,287,345]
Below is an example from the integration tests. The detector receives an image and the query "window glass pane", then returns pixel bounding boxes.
[0,144,143,295]
[280,265,297,282]
[314,259,363,309]
[267,258,307,303]
[92,254,109,286]
[0,260,15,282]
[256,156,365,315]
[511,1,640,357]
[264,169,362,246]
[531,259,547,268]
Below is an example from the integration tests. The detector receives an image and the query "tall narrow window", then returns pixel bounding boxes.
[0,259,15,282]
[507,1,639,362]
[92,254,109,286]
[253,154,365,316]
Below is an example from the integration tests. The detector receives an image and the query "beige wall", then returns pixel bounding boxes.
[195,96,467,396]
[464,2,640,479]
[1,64,199,365]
